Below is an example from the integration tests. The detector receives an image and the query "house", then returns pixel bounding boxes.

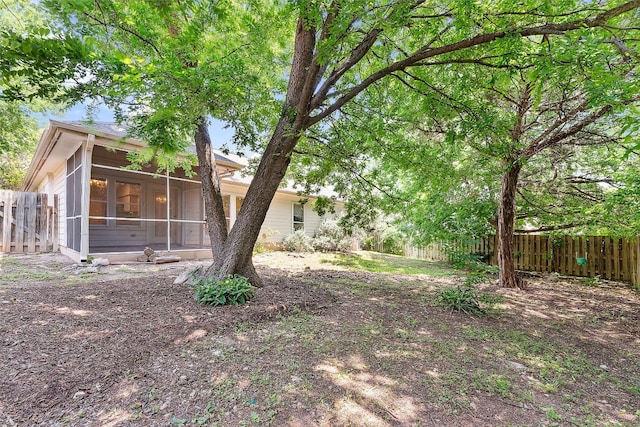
[21,120,340,262]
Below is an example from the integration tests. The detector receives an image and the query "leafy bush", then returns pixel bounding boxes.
[448,250,482,270]
[438,285,485,315]
[194,274,254,306]
[282,229,314,252]
[438,284,503,316]
[312,219,352,252]
[362,235,377,251]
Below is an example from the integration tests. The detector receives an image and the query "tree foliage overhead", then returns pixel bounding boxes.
[287,0,640,249]
[0,0,63,189]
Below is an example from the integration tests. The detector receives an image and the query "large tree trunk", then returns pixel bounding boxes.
[194,118,228,265]
[196,17,317,287]
[193,116,302,288]
[205,121,302,287]
[497,158,522,288]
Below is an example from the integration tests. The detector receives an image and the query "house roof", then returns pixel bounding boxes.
[21,120,244,191]
[55,120,243,166]
[22,120,340,201]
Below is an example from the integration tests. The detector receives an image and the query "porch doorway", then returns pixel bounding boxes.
[148,185,180,247]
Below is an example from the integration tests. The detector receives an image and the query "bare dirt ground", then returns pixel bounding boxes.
[0,251,639,426]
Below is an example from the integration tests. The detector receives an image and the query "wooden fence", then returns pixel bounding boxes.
[403,239,495,263]
[405,234,640,285]
[0,191,58,253]
[511,234,640,284]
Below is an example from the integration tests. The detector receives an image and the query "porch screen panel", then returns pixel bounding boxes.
[182,183,204,246]
[65,147,83,252]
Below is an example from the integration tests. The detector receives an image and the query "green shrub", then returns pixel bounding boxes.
[362,235,377,251]
[361,221,405,255]
[438,284,503,315]
[283,229,315,252]
[194,274,254,307]
[312,219,352,252]
[448,250,482,270]
[438,285,485,315]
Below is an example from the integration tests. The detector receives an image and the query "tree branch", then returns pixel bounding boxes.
[82,10,162,57]
[307,0,640,128]
[515,223,585,233]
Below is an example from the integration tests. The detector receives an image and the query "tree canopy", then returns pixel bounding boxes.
[2,0,639,285]
[0,0,63,189]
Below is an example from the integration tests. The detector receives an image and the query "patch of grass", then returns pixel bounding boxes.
[463,326,603,395]
[580,276,600,287]
[2,270,61,282]
[545,406,562,422]
[322,251,456,275]
[473,371,512,397]
[627,383,640,396]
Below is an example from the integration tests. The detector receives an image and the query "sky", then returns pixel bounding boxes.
[41,101,236,151]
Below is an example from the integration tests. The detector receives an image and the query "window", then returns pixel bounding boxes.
[293,203,304,231]
[115,181,141,226]
[89,178,107,225]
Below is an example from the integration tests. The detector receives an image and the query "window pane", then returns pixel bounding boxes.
[116,181,141,226]
[293,204,304,223]
[89,178,107,225]
[293,203,304,231]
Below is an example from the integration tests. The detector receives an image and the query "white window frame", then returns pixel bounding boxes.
[293,203,304,231]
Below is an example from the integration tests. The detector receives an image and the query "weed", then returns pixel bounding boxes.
[194,274,254,306]
[580,276,600,286]
[486,375,512,397]
[471,370,512,397]
[395,328,412,341]
[404,316,418,328]
[250,373,272,386]
[545,406,562,421]
[192,401,217,425]
[627,384,640,396]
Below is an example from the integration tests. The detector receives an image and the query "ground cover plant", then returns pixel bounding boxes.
[0,251,639,426]
[194,275,255,307]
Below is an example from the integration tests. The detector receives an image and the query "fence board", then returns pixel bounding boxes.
[622,239,630,282]
[613,238,620,281]
[1,192,11,252]
[14,194,25,252]
[0,191,58,254]
[26,193,37,252]
[591,236,598,277]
